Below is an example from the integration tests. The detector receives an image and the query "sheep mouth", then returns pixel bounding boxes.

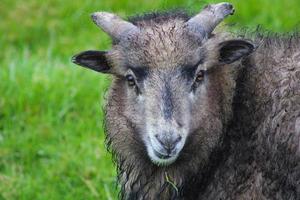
[150,149,179,166]
[147,145,180,166]
[153,149,172,159]
[145,134,187,166]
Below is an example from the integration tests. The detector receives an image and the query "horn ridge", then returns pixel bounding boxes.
[91,12,139,41]
[186,2,235,39]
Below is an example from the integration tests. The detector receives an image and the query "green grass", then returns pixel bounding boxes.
[1,0,300,199]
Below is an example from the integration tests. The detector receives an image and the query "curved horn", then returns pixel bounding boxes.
[186,2,235,39]
[91,12,139,40]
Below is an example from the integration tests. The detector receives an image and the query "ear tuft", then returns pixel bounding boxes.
[72,50,111,73]
[219,39,256,64]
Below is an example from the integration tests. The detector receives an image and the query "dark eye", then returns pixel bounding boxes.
[126,74,136,87]
[195,70,205,82]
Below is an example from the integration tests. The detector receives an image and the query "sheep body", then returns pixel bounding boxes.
[200,36,300,199]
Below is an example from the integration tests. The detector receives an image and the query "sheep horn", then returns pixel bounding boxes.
[91,12,139,41]
[186,2,235,39]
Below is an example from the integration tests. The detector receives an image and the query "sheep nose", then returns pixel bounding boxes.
[155,133,182,154]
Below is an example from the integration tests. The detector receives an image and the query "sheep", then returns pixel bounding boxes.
[72,2,300,199]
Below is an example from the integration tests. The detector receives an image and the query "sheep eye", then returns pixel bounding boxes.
[126,74,136,87]
[195,70,205,82]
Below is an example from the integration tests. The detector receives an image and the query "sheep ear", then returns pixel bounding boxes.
[72,50,111,73]
[218,39,255,64]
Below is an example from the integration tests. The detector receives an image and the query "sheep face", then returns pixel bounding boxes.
[110,22,212,166]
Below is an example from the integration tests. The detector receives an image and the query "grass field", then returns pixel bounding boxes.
[1,0,300,199]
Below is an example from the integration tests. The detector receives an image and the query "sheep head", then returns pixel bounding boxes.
[72,3,255,167]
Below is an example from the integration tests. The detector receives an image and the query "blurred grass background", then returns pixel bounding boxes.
[1,0,300,199]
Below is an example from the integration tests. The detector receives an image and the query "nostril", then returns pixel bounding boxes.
[176,120,183,128]
[155,135,165,146]
[175,135,182,143]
